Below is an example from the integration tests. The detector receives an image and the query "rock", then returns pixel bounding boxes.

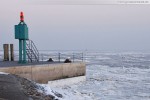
[14,75,56,100]
[47,58,54,62]
[64,58,72,63]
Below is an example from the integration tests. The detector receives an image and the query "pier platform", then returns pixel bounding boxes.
[0,61,86,83]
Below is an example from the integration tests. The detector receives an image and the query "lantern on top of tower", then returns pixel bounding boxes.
[20,12,24,22]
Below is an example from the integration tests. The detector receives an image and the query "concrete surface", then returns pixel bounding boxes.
[0,62,86,83]
[0,61,61,67]
[0,74,30,100]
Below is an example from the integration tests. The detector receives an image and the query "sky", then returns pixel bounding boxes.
[0,0,150,52]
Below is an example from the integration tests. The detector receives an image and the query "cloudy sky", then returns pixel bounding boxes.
[0,0,150,52]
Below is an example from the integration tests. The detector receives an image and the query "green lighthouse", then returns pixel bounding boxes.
[15,12,28,63]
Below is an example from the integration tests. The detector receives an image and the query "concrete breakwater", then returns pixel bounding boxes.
[0,62,86,83]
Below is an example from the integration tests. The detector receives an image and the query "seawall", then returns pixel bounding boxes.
[0,62,86,83]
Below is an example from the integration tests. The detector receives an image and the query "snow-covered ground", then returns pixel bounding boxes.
[38,52,150,100]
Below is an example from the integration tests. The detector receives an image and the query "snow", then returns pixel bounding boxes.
[0,72,9,75]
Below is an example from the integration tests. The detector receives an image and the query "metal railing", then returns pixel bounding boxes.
[26,40,39,62]
[0,51,84,63]
[39,52,84,62]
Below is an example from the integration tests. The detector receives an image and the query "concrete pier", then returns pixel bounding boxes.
[0,62,86,83]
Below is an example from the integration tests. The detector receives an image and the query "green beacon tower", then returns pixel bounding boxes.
[15,12,29,63]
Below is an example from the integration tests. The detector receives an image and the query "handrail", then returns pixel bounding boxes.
[26,40,39,62]
[31,40,39,60]
[26,43,32,62]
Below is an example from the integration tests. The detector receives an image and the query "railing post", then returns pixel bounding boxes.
[73,53,74,62]
[42,53,43,62]
[58,53,60,62]
[82,53,84,62]
[30,41,33,59]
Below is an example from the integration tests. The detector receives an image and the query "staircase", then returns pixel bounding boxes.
[26,40,39,62]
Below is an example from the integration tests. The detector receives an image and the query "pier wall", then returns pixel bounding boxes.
[0,63,86,83]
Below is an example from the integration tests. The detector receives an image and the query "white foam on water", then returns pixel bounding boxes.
[39,76,92,100]
[48,76,86,87]
[40,52,150,100]
[0,72,9,75]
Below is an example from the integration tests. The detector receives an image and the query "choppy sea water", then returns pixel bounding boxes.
[48,52,150,100]
[1,51,150,100]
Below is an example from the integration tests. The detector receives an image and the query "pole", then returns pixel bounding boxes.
[73,53,74,62]
[23,40,26,63]
[58,53,60,62]
[10,44,14,61]
[82,53,84,62]
[19,40,22,63]
[3,44,9,61]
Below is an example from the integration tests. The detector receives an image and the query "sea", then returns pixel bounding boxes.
[45,51,150,100]
[1,51,150,100]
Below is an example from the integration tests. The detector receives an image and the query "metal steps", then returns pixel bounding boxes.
[26,40,39,62]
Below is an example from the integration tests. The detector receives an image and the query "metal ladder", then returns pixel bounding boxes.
[26,40,39,62]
